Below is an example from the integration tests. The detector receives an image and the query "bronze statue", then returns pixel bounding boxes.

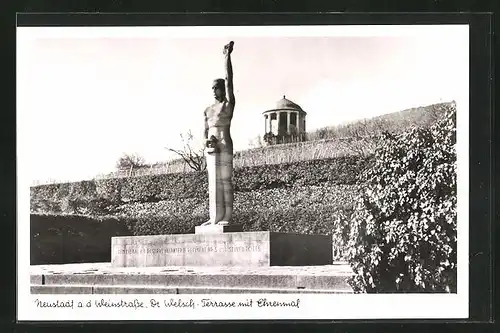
[201,41,235,226]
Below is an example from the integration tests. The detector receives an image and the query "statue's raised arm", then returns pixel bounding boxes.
[223,41,235,106]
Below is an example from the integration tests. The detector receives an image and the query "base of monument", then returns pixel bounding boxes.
[111,231,332,267]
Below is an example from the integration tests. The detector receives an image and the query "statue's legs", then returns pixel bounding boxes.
[203,152,225,225]
[218,151,233,223]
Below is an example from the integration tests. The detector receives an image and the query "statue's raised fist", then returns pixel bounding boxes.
[223,41,234,55]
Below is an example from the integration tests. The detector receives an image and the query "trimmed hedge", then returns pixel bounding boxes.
[117,184,360,237]
[31,156,370,215]
[31,184,360,264]
[31,214,132,265]
[124,204,354,244]
[30,156,370,265]
[115,205,354,248]
[31,203,353,265]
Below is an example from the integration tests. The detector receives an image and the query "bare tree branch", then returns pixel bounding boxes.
[165,130,207,172]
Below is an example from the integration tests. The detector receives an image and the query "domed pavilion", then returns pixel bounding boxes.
[262,95,307,143]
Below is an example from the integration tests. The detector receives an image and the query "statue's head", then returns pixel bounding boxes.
[212,78,225,101]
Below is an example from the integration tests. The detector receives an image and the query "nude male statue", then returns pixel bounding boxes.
[201,41,235,226]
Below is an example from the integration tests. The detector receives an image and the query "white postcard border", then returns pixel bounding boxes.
[17,24,469,321]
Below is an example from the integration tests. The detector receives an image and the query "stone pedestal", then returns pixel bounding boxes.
[111,232,332,268]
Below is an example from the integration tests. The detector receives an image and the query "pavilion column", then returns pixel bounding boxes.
[264,115,268,133]
[286,111,291,133]
[276,112,281,135]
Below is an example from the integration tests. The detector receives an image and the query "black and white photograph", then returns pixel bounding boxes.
[17,23,469,321]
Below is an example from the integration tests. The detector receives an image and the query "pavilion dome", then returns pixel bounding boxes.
[276,95,303,111]
[263,95,307,115]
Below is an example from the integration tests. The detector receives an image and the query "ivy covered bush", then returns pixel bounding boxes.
[346,102,457,293]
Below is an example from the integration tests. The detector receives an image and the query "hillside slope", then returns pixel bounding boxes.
[105,102,452,178]
[307,102,452,139]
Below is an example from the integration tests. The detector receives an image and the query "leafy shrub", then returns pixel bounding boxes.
[346,103,457,293]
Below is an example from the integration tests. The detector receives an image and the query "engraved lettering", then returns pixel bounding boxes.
[115,244,263,256]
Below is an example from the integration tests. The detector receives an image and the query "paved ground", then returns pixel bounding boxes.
[31,262,353,276]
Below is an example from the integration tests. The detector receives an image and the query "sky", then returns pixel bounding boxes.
[17,26,469,184]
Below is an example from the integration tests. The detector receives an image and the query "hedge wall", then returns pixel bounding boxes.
[30,156,370,265]
[31,198,355,265]
[117,184,360,236]
[31,156,370,215]
[31,183,360,264]
[31,214,132,265]
[123,205,354,238]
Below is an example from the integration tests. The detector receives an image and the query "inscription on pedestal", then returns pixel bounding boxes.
[111,232,332,267]
[115,244,261,255]
[112,232,271,267]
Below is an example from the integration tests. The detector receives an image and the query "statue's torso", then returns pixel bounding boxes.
[206,100,234,153]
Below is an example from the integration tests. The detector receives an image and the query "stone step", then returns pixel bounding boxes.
[31,284,353,294]
[30,263,352,291]
[30,262,354,292]
[31,273,352,290]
